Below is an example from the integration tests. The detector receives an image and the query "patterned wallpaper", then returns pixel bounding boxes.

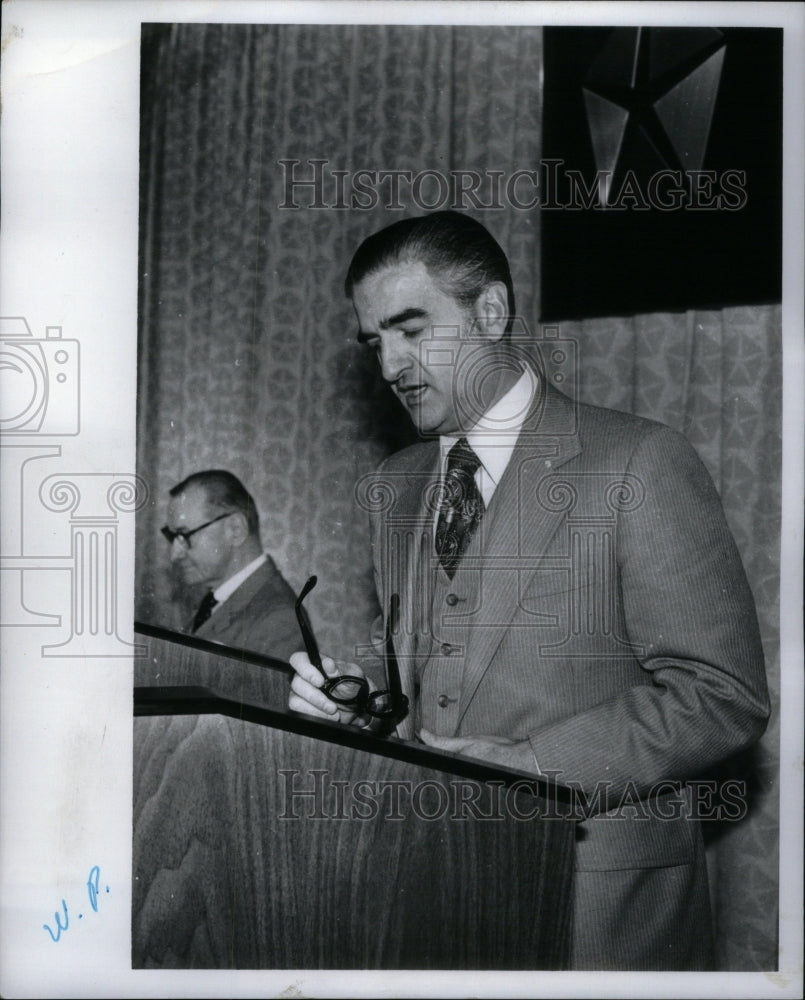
[136,23,543,655]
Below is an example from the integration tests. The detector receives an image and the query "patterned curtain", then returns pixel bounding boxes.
[135,23,780,971]
[136,22,542,651]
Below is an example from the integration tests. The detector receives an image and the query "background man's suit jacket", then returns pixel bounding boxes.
[364,382,770,970]
[192,555,300,663]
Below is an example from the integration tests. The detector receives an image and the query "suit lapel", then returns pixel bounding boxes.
[198,559,271,640]
[457,384,582,725]
[379,385,583,736]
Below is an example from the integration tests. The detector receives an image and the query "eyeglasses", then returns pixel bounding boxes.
[161,511,233,548]
[294,574,409,730]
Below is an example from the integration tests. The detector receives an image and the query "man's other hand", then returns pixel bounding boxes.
[418,729,540,775]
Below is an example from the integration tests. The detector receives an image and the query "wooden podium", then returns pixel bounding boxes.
[133,623,576,969]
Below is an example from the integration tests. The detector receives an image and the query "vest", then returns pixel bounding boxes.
[414,523,486,736]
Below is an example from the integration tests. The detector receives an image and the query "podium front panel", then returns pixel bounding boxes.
[132,628,575,970]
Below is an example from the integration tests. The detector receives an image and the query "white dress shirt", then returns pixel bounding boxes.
[439,365,539,507]
[211,552,268,610]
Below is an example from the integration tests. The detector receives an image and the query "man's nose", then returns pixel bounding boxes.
[170,539,186,562]
[378,336,412,383]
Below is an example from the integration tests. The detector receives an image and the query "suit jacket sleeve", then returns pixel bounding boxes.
[527,423,770,799]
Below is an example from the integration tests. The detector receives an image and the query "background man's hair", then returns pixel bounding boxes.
[170,470,260,537]
[344,210,516,332]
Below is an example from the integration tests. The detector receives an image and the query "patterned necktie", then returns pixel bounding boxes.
[435,438,485,579]
[191,590,218,632]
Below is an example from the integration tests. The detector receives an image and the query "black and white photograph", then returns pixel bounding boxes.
[1,2,803,997]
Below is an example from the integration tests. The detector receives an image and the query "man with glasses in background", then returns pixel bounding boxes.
[162,469,299,661]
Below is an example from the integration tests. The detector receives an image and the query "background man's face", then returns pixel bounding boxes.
[352,260,489,436]
[166,485,234,589]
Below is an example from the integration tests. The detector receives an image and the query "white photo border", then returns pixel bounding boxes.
[1,2,802,997]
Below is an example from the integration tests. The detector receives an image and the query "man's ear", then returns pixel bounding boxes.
[226,511,250,547]
[473,281,509,342]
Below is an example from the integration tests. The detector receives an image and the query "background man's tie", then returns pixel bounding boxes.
[192,590,218,632]
[435,438,485,579]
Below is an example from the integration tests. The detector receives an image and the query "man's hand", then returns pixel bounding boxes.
[418,730,540,775]
[288,651,369,727]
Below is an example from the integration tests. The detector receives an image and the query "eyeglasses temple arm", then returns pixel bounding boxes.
[294,575,324,673]
[385,593,403,704]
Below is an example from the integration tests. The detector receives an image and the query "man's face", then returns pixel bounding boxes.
[352,260,490,436]
[166,485,234,589]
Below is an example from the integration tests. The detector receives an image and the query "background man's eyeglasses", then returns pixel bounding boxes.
[161,511,233,548]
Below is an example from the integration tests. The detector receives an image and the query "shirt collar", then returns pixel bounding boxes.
[440,365,538,488]
[213,552,267,606]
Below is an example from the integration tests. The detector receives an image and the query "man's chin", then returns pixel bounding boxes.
[411,416,441,437]
[412,413,458,438]
[403,401,453,438]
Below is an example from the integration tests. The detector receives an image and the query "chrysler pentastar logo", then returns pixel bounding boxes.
[583,27,726,204]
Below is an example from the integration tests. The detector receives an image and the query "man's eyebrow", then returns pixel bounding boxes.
[381,307,428,330]
[357,308,429,343]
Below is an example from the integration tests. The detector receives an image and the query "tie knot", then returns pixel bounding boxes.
[192,590,218,632]
[199,590,217,611]
[447,437,481,476]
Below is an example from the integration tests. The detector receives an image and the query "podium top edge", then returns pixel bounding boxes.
[133,682,578,809]
[134,619,293,674]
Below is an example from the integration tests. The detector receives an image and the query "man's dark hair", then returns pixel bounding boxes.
[170,470,260,537]
[344,210,516,332]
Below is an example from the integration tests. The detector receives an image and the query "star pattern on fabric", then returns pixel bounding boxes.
[583,27,726,201]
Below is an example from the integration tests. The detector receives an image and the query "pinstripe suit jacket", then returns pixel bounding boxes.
[364,382,769,969]
[192,555,300,663]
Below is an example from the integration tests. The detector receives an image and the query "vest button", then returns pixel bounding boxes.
[445,593,459,606]
[437,694,450,708]
[441,643,453,655]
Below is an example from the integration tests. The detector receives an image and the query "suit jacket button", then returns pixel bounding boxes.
[437,694,450,708]
[445,593,459,606]
[441,642,453,655]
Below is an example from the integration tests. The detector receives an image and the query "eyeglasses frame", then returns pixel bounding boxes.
[294,575,409,728]
[161,511,234,548]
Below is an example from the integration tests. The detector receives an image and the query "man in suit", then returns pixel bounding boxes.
[287,211,770,969]
[164,469,299,662]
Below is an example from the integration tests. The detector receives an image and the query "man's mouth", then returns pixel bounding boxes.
[397,383,427,405]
